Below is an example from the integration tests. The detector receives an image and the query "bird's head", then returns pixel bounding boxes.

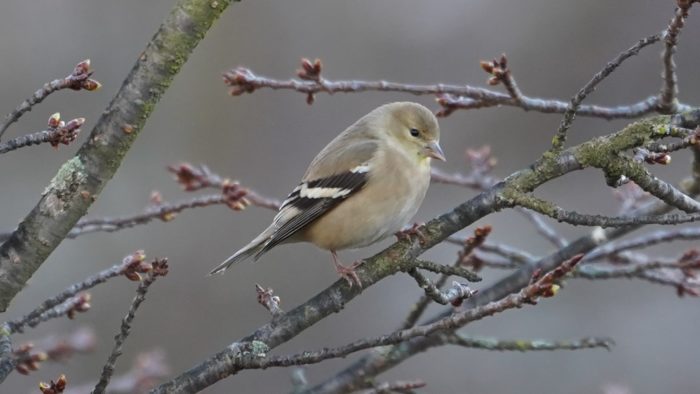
[381,102,445,162]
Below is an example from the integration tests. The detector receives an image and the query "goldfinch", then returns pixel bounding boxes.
[210,102,445,286]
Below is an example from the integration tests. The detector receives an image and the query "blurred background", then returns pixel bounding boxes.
[2,0,700,393]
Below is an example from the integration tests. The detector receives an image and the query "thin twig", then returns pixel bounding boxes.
[0,59,99,140]
[432,160,566,247]
[365,380,426,394]
[476,242,537,264]
[91,259,168,394]
[585,227,700,261]
[0,324,13,383]
[412,260,481,282]
[444,332,614,351]
[0,189,279,243]
[480,54,524,104]
[405,269,477,306]
[550,33,662,150]
[6,251,152,334]
[402,227,489,329]
[223,40,686,122]
[225,66,661,120]
[0,115,85,155]
[658,2,694,113]
[255,284,283,316]
[511,192,700,228]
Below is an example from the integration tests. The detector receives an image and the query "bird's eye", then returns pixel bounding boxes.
[409,128,420,137]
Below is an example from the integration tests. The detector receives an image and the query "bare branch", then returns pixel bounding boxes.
[365,380,426,394]
[432,147,566,247]
[255,284,283,317]
[92,259,169,394]
[444,332,614,352]
[402,226,489,329]
[223,44,681,122]
[437,93,660,120]
[0,325,12,383]
[167,162,282,210]
[5,251,151,334]
[405,269,477,306]
[511,192,700,227]
[658,1,695,113]
[550,34,661,150]
[0,166,280,243]
[0,114,85,155]
[411,260,481,282]
[0,59,100,140]
[585,227,700,261]
[479,53,524,104]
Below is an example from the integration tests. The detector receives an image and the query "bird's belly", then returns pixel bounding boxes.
[301,170,429,251]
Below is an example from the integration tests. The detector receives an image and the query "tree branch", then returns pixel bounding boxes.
[5,251,153,334]
[92,259,168,394]
[444,332,614,352]
[0,59,100,140]
[658,1,695,113]
[0,114,85,155]
[223,40,688,122]
[549,34,662,150]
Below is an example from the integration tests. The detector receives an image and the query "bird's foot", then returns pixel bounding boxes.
[395,222,428,246]
[335,260,363,288]
[331,251,363,288]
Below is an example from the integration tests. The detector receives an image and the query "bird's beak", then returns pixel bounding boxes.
[424,141,446,162]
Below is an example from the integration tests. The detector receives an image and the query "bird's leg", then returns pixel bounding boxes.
[395,222,428,246]
[331,250,362,288]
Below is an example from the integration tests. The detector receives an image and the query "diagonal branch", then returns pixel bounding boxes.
[0,0,236,312]
[92,259,169,394]
[550,34,661,150]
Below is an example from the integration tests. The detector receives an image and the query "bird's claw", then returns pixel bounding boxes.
[335,260,363,288]
[395,222,428,246]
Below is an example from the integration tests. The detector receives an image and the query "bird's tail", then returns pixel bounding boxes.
[209,228,273,275]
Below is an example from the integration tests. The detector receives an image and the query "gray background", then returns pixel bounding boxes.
[2,1,700,393]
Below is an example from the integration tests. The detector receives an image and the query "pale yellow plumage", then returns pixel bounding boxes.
[210,102,445,286]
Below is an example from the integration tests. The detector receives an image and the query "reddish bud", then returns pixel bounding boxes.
[82,79,101,91]
[74,59,91,75]
[48,113,61,128]
[479,60,494,74]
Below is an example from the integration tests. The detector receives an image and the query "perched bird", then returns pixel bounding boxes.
[210,102,445,286]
